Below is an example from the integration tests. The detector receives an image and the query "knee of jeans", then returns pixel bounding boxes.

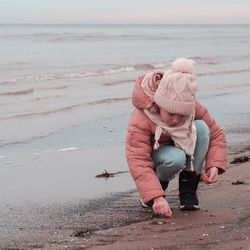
[156,153,186,181]
[161,150,186,170]
[195,120,210,141]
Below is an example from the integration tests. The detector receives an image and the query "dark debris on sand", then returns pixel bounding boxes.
[230,155,249,164]
[232,180,245,185]
[95,169,129,178]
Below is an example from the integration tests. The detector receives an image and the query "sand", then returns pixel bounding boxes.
[1,149,249,250]
[53,153,250,250]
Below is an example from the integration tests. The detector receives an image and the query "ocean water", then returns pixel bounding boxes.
[0,24,250,203]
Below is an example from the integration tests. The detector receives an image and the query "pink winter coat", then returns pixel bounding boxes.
[126,75,227,203]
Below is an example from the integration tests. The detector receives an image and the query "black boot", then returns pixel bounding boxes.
[160,181,169,191]
[179,170,201,211]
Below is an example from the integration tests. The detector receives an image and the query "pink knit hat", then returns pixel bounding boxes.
[154,58,198,115]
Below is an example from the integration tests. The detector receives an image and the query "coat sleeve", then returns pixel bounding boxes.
[195,101,227,173]
[126,111,165,203]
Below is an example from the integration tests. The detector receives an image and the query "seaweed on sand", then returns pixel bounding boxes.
[230,155,249,164]
[95,169,129,178]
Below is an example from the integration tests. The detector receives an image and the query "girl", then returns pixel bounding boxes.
[126,58,227,218]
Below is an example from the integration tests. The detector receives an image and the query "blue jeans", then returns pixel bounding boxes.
[152,120,210,182]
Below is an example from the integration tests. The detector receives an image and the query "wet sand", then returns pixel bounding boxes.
[90,163,249,249]
[54,152,250,250]
[1,149,249,249]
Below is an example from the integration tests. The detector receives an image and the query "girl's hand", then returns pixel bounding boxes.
[202,167,218,184]
[152,197,172,218]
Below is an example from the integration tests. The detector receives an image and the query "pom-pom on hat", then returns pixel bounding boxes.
[154,58,197,116]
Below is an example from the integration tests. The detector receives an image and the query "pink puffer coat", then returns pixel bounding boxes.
[126,75,227,203]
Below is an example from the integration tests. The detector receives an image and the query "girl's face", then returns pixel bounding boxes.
[159,108,186,127]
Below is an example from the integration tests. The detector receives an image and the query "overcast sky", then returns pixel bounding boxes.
[0,0,249,24]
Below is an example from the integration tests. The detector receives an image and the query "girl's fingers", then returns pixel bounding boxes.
[153,203,172,218]
[165,208,172,218]
[203,167,218,184]
[209,174,218,183]
[202,172,215,184]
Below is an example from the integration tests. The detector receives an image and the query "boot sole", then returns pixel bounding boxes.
[180,204,200,211]
[140,199,153,208]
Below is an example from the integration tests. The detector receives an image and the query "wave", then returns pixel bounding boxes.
[1,31,250,42]
[32,95,61,102]
[0,97,130,120]
[200,92,230,99]
[0,88,34,96]
[215,82,250,90]
[0,79,18,84]
[86,97,130,105]
[0,62,168,85]
[198,68,250,77]
[189,56,219,65]
[1,58,250,85]
[0,33,154,42]
[0,67,134,85]
[58,147,79,152]
[39,84,73,90]
[102,79,134,86]
[0,64,145,85]
[0,131,61,148]
[102,66,135,75]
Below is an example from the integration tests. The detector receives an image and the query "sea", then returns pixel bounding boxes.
[0,24,250,204]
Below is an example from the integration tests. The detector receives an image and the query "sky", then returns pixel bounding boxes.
[0,0,250,24]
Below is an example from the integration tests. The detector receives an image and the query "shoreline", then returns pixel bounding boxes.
[1,147,249,249]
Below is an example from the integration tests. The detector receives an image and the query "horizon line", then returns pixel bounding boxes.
[1,23,250,26]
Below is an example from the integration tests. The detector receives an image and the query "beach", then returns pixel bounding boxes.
[55,156,250,250]
[0,150,249,249]
[0,24,250,249]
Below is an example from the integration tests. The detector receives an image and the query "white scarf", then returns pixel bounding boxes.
[144,107,197,156]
